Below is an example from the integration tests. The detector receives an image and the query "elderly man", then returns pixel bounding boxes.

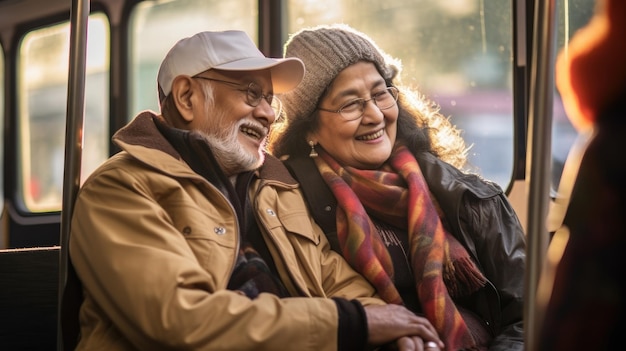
[69,30,443,351]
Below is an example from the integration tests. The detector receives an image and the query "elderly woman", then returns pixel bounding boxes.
[270,24,526,351]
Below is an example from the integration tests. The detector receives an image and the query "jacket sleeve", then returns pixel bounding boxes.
[252,175,385,308]
[316,223,385,351]
[70,164,343,351]
[316,221,386,307]
[459,191,526,351]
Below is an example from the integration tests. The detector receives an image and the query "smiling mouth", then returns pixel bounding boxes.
[240,126,264,141]
[356,129,384,141]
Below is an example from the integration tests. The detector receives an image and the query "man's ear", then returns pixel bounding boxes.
[170,76,195,123]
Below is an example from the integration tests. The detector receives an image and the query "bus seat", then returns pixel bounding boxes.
[0,247,59,350]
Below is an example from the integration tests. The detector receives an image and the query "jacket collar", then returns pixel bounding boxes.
[409,152,501,233]
[112,111,298,186]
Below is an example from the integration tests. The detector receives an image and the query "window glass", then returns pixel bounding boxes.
[18,13,110,212]
[129,0,257,116]
[287,0,514,189]
[551,0,595,191]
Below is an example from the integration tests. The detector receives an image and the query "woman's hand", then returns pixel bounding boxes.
[364,304,445,350]
[394,336,443,351]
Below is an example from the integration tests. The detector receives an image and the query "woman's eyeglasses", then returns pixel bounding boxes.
[317,86,399,121]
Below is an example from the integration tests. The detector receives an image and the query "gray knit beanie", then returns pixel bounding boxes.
[281,24,401,124]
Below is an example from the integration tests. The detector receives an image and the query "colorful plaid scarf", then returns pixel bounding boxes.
[315,145,487,350]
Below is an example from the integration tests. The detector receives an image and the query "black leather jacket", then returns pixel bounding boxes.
[284,151,526,351]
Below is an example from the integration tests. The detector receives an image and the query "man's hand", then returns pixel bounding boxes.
[364,304,445,351]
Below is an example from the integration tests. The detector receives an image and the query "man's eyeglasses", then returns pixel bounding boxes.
[317,86,399,121]
[194,76,283,121]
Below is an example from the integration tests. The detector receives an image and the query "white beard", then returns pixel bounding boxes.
[195,118,265,176]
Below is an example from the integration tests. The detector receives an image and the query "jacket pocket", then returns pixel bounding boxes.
[167,204,237,247]
[266,209,320,245]
[167,204,237,275]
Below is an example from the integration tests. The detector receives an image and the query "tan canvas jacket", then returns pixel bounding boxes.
[69,112,383,351]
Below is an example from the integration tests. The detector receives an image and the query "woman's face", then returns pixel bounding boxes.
[310,61,398,169]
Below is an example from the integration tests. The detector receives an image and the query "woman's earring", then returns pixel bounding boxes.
[308,141,318,158]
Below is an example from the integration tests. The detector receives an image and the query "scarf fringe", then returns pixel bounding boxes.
[444,257,488,298]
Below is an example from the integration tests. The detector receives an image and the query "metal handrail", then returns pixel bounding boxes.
[524,0,557,350]
[57,0,89,349]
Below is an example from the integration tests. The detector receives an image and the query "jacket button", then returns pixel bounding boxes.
[182,226,192,235]
[266,209,276,216]
[214,227,226,235]
[324,206,332,212]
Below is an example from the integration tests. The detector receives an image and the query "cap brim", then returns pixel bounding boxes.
[214,57,305,93]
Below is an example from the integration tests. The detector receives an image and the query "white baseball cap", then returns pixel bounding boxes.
[157,30,305,100]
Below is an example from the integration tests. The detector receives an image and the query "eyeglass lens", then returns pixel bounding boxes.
[247,83,283,120]
[339,87,398,120]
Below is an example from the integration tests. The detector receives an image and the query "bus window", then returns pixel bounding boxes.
[551,0,595,192]
[129,0,257,116]
[17,13,110,213]
[286,0,514,189]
